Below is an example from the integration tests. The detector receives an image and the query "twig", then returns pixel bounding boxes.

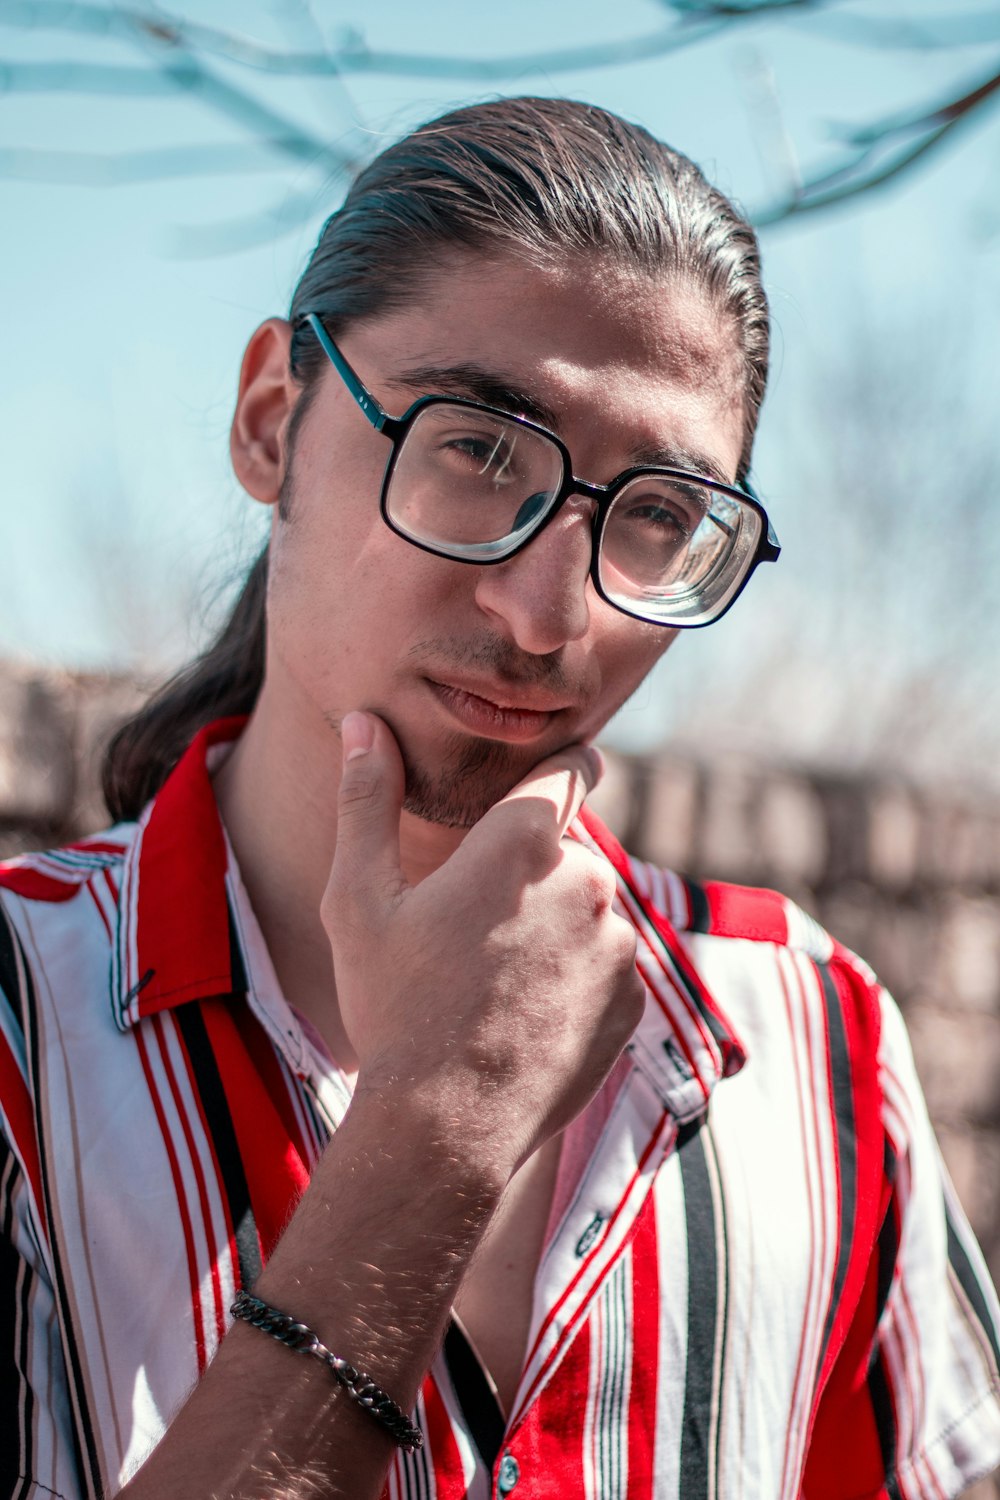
[754,65,1000,225]
[0,0,827,78]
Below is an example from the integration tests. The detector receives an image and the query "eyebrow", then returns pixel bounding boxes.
[628,442,733,488]
[387,361,562,431]
[387,361,735,487]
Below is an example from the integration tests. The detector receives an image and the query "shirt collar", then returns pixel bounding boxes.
[573,805,747,1123]
[112,717,248,1030]
[110,718,747,1121]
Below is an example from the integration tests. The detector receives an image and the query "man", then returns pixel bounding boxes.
[2,98,998,1500]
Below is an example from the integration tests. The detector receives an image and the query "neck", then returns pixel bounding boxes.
[212,671,467,1069]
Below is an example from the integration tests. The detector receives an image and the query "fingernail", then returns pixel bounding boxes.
[341,711,374,761]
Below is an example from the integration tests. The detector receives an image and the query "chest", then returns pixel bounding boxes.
[453,1134,563,1416]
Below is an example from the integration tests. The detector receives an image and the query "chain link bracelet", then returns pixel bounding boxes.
[230,1290,423,1452]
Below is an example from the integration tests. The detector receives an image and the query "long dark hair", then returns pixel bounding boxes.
[103,96,770,822]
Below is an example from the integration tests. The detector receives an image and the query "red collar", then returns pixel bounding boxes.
[113,716,247,1028]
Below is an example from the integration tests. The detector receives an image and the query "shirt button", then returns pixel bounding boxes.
[497,1452,520,1494]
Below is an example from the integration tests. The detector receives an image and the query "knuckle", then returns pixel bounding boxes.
[584,859,618,913]
[564,846,617,915]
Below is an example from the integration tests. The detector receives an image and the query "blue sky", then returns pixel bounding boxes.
[3,1,998,776]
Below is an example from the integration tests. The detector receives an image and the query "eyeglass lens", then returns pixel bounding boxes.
[386,402,761,623]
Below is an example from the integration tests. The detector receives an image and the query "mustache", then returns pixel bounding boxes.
[406,634,573,694]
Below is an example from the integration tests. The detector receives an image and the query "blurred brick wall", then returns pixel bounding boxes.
[1,661,998,1494]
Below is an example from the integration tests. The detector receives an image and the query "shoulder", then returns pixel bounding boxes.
[0,824,133,946]
[622,846,866,972]
[0,827,133,903]
[0,824,137,1040]
[0,826,137,1192]
[620,846,893,1063]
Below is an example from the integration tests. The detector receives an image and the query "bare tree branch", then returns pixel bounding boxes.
[2,1,998,239]
[0,54,358,175]
[755,62,1000,224]
[837,62,1000,145]
[0,0,830,79]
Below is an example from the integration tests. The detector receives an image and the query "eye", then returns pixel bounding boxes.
[624,498,693,539]
[617,486,705,542]
[437,424,520,481]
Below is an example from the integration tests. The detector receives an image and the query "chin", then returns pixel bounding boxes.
[400,733,537,829]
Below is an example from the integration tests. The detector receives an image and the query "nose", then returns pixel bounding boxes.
[473,499,595,655]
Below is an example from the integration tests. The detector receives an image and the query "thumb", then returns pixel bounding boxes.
[330,711,407,912]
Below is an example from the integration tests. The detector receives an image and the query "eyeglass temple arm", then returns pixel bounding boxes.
[740,474,782,561]
[304,313,393,433]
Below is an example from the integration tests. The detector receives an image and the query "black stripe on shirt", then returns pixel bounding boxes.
[0,899,29,1034]
[226,900,249,998]
[174,1003,263,1290]
[815,960,858,1373]
[678,1114,718,1500]
[682,878,711,936]
[444,1320,505,1472]
[946,1201,1000,1374]
[706,1123,730,1495]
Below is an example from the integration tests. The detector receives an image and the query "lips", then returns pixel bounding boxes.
[425,676,568,743]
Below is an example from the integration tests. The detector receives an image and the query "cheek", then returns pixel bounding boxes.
[580,620,678,735]
[606,621,678,692]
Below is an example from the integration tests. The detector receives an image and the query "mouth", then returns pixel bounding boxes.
[425,676,569,743]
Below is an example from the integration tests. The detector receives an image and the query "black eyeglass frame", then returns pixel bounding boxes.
[301,312,781,629]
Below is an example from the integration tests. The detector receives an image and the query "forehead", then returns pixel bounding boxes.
[351,251,746,482]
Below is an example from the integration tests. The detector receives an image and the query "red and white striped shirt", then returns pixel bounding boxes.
[1,718,998,1499]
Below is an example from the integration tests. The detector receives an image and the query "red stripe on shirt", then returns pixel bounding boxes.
[514,1314,591,1499]
[200,998,309,1261]
[0,1030,46,1245]
[422,1372,468,1500]
[0,867,81,903]
[627,1194,660,1500]
[132,1021,208,1373]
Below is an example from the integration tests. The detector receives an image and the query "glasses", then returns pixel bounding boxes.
[301,313,780,629]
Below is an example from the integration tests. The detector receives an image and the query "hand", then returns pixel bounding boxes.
[322,712,645,1180]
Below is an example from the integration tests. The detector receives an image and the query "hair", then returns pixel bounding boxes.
[103,95,770,823]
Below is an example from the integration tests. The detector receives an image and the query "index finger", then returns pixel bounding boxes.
[481,742,604,843]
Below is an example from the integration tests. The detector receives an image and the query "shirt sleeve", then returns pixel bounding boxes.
[804,985,1000,1500]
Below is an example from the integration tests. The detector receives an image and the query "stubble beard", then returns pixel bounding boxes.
[399,731,533,829]
[394,633,578,828]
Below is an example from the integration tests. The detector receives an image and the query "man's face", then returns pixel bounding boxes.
[264,253,746,826]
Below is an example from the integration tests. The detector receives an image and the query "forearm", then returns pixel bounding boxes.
[120,1083,507,1500]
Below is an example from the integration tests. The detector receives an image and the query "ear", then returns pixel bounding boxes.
[230,318,298,506]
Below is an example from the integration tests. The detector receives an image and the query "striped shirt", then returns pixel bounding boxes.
[1,717,998,1500]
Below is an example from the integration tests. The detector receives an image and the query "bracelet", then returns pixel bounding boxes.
[230,1290,423,1452]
